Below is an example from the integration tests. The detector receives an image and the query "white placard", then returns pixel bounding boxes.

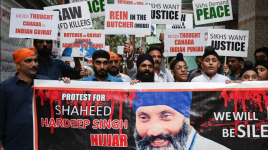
[104,5,151,35]
[44,2,93,31]
[164,29,205,56]
[144,0,182,24]
[117,46,124,54]
[69,0,105,17]
[9,8,59,39]
[60,29,105,57]
[193,0,233,25]
[207,29,249,57]
[166,14,193,29]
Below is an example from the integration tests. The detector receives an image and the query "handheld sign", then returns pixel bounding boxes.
[9,8,59,39]
[69,0,105,17]
[164,29,205,56]
[207,29,249,57]
[193,0,233,25]
[60,29,105,57]
[105,5,151,35]
[166,13,193,29]
[44,2,93,31]
[144,0,182,24]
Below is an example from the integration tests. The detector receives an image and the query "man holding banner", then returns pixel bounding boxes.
[132,91,230,150]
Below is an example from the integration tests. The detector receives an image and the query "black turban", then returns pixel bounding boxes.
[136,54,154,68]
[255,58,268,70]
[241,61,258,76]
[92,50,110,61]
[170,53,185,70]
[202,46,219,60]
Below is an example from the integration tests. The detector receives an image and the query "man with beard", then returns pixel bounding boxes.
[34,39,81,80]
[81,50,123,82]
[191,46,229,82]
[132,92,230,150]
[170,53,188,82]
[107,51,131,82]
[226,57,244,80]
[135,54,155,82]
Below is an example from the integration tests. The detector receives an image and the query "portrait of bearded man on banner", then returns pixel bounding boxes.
[132,92,230,150]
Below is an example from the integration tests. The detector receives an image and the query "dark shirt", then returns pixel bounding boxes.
[0,74,50,150]
[226,71,242,81]
[37,57,80,80]
[81,74,123,82]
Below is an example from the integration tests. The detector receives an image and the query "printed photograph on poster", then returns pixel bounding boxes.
[44,2,93,30]
[52,38,60,59]
[9,8,59,39]
[166,14,193,29]
[69,0,105,17]
[104,5,151,35]
[60,29,105,57]
[144,0,182,24]
[192,0,233,25]
[114,0,144,5]
[207,29,249,57]
[164,29,205,56]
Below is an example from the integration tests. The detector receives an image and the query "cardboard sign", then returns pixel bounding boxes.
[60,29,105,57]
[44,2,93,30]
[207,29,249,57]
[166,13,193,29]
[164,29,205,56]
[144,0,182,24]
[115,0,144,5]
[193,0,233,25]
[104,5,151,35]
[9,8,58,39]
[69,0,105,17]
[117,46,124,54]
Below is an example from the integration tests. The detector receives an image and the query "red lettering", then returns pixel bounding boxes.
[112,134,119,146]
[83,120,90,129]
[120,134,128,147]
[41,118,48,127]
[48,118,56,128]
[91,134,99,146]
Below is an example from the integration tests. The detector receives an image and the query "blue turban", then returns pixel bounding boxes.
[151,25,155,31]
[132,92,193,118]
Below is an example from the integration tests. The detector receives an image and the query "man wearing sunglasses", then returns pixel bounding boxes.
[34,39,81,80]
[254,47,268,62]
[107,51,131,82]
[81,50,123,82]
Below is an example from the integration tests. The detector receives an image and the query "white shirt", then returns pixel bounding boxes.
[115,73,131,82]
[126,64,168,82]
[191,74,229,82]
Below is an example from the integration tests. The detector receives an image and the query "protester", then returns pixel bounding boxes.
[223,64,230,76]
[168,56,176,69]
[34,39,81,80]
[65,61,70,66]
[0,48,51,150]
[255,58,268,80]
[240,61,259,81]
[191,46,230,82]
[118,54,124,73]
[132,92,230,150]
[80,50,123,82]
[107,51,131,82]
[124,41,168,82]
[188,56,203,82]
[254,47,268,62]
[170,53,188,82]
[164,57,167,68]
[226,57,244,80]
[138,46,145,55]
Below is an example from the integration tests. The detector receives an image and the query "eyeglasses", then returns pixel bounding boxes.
[38,40,52,44]
[255,55,265,60]
[176,66,188,70]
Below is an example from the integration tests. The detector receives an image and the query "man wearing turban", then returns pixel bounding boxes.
[132,92,230,150]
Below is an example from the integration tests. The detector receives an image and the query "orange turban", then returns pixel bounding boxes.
[13,48,36,63]
[107,51,119,61]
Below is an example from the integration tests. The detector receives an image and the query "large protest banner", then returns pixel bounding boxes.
[1,1,31,83]
[44,2,93,30]
[193,0,233,25]
[207,29,249,57]
[144,0,182,24]
[104,5,151,35]
[69,0,105,17]
[9,8,59,39]
[33,81,268,150]
[60,29,105,57]
[164,29,205,56]
[166,14,193,29]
